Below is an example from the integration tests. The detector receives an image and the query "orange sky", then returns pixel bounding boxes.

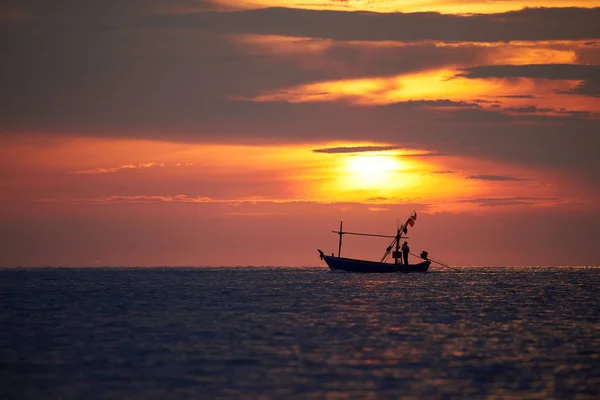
[0,136,589,209]
[0,1,599,266]
[212,0,600,14]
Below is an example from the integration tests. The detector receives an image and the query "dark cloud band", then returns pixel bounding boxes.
[149,7,600,42]
[312,146,399,154]
[458,64,600,97]
[4,4,600,42]
[465,175,528,182]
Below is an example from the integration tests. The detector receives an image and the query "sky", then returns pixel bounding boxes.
[1,0,599,267]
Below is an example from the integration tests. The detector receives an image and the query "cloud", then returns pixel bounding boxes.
[472,99,501,104]
[145,7,600,43]
[6,4,599,42]
[458,64,600,80]
[367,207,390,212]
[36,195,213,204]
[495,94,536,99]
[503,106,554,114]
[501,106,599,117]
[311,144,448,156]
[401,152,449,158]
[74,162,163,174]
[458,64,600,97]
[5,100,595,182]
[465,174,528,181]
[1,4,599,185]
[312,145,399,153]
[2,10,597,137]
[388,99,481,109]
[563,78,600,98]
[366,196,390,201]
[34,195,330,205]
[0,0,215,19]
[458,196,558,207]
[447,107,599,123]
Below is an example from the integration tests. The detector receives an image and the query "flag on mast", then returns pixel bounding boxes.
[406,211,417,227]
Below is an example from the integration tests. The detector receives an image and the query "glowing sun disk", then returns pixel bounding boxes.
[343,155,403,189]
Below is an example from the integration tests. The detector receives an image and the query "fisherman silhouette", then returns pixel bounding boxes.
[401,241,410,265]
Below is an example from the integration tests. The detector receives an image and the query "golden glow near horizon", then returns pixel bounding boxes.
[0,136,588,215]
[212,0,600,14]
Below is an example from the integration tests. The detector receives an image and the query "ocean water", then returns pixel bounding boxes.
[2,266,599,399]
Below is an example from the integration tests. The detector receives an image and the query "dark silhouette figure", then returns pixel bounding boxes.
[401,241,410,265]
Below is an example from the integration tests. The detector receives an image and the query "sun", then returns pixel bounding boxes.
[341,154,406,193]
[346,155,398,186]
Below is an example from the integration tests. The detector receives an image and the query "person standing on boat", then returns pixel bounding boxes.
[401,241,410,265]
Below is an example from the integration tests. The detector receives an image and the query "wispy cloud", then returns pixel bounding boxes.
[368,206,390,212]
[466,174,528,181]
[495,94,536,99]
[36,195,213,204]
[366,196,391,201]
[74,162,164,174]
[504,106,555,113]
[389,100,481,109]
[458,196,558,207]
[401,152,449,158]
[458,64,600,80]
[34,195,324,205]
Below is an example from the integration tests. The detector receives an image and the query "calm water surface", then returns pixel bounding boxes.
[2,266,600,399]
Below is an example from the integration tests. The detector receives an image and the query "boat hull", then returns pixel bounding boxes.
[320,253,430,273]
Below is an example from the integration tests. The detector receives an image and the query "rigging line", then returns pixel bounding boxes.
[381,237,397,263]
[411,252,511,285]
[331,231,396,239]
[409,251,461,273]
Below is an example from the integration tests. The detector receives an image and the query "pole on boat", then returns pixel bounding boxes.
[338,221,343,258]
[380,237,396,263]
[394,229,401,264]
[333,231,396,239]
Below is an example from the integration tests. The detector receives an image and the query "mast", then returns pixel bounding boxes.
[330,214,414,262]
[338,221,343,258]
[394,228,401,264]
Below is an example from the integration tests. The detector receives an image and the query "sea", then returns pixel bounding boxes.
[2,266,599,399]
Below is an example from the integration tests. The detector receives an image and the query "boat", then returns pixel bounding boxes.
[318,210,431,273]
[318,251,430,273]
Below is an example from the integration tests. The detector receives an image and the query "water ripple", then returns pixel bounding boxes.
[1,266,599,399]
